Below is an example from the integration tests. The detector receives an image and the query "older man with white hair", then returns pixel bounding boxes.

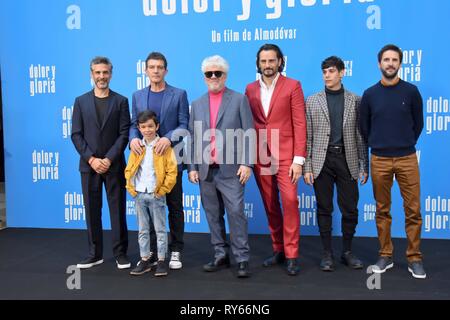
[188,55,255,278]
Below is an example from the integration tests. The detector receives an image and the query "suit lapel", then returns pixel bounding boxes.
[342,90,352,128]
[266,75,285,120]
[202,94,211,128]
[215,88,230,128]
[318,91,330,124]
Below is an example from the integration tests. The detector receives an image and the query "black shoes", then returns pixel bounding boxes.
[262,251,286,267]
[237,261,250,278]
[130,259,153,276]
[203,256,230,272]
[263,252,298,275]
[319,251,363,271]
[341,251,363,269]
[154,260,168,277]
[320,252,335,272]
[76,256,103,269]
[115,255,131,269]
[203,256,249,278]
[286,258,300,276]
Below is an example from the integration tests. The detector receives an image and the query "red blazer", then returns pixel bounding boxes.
[245,75,307,163]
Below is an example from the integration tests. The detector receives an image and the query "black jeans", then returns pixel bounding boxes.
[150,171,184,253]
[313,150,359,252]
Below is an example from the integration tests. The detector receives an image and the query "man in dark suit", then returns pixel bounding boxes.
[188,55,255,278]
[129,52,189,270]
[72,56,131,269]
[304,56,368,272]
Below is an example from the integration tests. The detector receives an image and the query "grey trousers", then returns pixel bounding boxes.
[199,167,250,263]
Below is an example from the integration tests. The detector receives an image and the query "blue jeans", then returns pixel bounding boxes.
[135,192,167,260]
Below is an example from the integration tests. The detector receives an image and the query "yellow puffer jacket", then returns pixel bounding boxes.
[124,146,178,198]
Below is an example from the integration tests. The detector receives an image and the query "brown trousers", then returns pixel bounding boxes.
[371,153,423,262]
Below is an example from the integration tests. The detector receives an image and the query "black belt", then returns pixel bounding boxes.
[209,163,219,169]
[328,145,345,154]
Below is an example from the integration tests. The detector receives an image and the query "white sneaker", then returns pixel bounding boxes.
[169,251,182,270]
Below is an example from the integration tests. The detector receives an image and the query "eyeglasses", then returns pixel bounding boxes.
[204,71,224,78]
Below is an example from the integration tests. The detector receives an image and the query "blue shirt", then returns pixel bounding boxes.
[147,89,165,120]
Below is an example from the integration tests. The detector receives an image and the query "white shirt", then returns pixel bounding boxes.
[259,73,305,166]
[135,136,159,193]
[259,72,280,117]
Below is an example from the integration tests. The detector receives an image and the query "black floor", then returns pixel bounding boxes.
[0,228,449,300]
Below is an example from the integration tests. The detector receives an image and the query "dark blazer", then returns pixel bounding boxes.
[129,83,189,145]
[71,89,130,173]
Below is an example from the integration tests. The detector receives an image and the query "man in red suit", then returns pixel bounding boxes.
[245,44,307,275]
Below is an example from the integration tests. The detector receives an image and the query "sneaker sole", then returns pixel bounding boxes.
[320,266,335,272]
[117,263,131,270]
[76,259,104,269]
[237,272,250,278]
[169,263,182,270]
[371,262,394,274]
[130,268,152,276]
[408,267,427,279]
[154,272,168,277]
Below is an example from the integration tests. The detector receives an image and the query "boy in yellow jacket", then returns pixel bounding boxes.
[125,110,177,276]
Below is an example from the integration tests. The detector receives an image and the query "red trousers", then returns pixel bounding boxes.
[254,161,300,258]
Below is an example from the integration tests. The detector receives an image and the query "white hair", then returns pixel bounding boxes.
[201,55,229,73]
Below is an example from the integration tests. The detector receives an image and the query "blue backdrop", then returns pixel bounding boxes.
[1,0,449,239]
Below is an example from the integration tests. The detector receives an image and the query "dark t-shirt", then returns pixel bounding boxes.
[94,96,109,126]
[325,86,345,146]
[147,89,165,119]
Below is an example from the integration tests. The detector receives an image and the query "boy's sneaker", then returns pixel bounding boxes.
[130,259,153,276]
[154,260,168,277]
[147,252,158,267]
[76,257,103,269]
[371,256,394,273]
[169,251,182,270]
[116,255,131,269]
[408,261,427,279]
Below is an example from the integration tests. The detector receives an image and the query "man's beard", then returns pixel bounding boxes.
[262,68,277,77]
[381,67,399,79]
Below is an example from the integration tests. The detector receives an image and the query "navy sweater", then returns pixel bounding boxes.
[359,79,423,157]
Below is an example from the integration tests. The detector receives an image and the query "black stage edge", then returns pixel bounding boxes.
[0,228,449,304]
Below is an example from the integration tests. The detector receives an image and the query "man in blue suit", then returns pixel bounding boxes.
[129,52,189,270]
[72,56,131,269]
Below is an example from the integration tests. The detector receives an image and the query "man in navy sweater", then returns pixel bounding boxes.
[359,44,426,279]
